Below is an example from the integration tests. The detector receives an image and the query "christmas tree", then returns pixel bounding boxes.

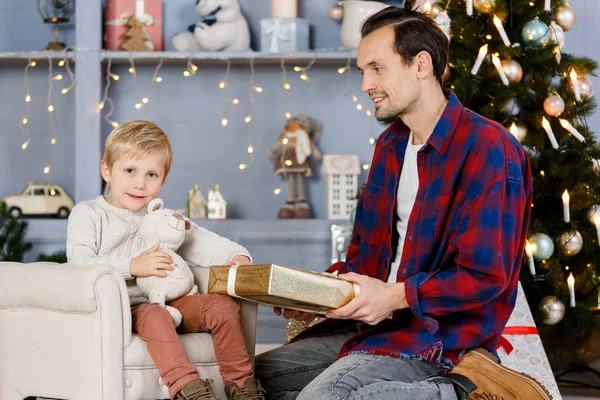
[0,201,32,262]
[438,0,599,359]
[121,15,152,52]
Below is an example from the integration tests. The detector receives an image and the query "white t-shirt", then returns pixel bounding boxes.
[387,132,423,283]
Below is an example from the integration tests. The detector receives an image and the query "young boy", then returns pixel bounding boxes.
[66,120,264,400]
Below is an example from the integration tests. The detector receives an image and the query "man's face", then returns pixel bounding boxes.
[357,26,419,124]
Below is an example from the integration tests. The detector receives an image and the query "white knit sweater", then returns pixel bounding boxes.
[66,196,251,305]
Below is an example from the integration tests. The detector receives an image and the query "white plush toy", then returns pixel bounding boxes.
[136,198,199,327]
[172,0,251,52]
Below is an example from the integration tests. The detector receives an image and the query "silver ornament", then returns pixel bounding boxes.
[558,230,583,256]
[521,18,550,47]
[501,60,523,83]
[549,21,565,49]
[501,98,520,115]
[530,233,554,261]
[588,204,600,223]
[556,4,577,32]
[568,74,594,101]
[473,0,497,14]
[328,4,343,21]
[538,296,565,325]
[543,94,565,116]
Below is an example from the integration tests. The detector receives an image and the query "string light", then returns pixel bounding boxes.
[220,59,232,128]
[128,56,145,110]
[183,57,197,78]
[46,56,56,175]
[60,49,75,95]
[101,58,118,128]
[281,58,291,122]
[144,58,164,117]
[293,52,316,84]
[20,58,32,151]
[241,57,257,170]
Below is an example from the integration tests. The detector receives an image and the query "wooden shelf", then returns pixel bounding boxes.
[100,50,357,65]
[0,51,75,61]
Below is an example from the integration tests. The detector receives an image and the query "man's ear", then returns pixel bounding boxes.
[101,160,111,183]
[415,50,434,79]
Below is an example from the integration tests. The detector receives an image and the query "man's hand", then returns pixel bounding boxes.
[130,243,174,278]
[325,272,409,325]
[273,307,316,322]
[228,255,252,266]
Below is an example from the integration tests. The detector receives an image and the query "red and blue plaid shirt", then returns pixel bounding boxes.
[294,90,533,369]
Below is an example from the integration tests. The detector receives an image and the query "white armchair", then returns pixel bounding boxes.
[0,262,258,400]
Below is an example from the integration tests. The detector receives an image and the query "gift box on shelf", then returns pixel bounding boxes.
[496,282,561,400]
[259,18,309,53]
[208,264,357,313]
[104,0,164,51]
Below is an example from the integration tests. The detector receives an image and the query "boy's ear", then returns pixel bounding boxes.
[100,160,111,182]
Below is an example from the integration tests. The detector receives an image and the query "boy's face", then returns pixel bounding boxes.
[101,149,167,212]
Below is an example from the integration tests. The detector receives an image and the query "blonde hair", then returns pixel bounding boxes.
[103,120,173,182]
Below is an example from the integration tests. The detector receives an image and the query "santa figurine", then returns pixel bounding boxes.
[268,115,322,218]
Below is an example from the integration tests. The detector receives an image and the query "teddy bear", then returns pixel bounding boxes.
[136,198,199,327]
[172,0,251,52]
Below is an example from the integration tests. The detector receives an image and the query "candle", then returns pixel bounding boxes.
[272,0,297,18]
[544,0,551,11]
[562,189,570,223]
[567,272,575,307]
[541,117,559,149]
[570,69,581,102]
[493,15,511,47]
[525,241,536,275]
[466,0,473,15]
[471,44,488,75]
[492,55,509,86]
[559,119,585,142]
[594,215,600,246]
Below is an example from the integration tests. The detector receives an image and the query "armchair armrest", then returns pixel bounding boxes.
[190,264,258,360]
[0,262,132,345]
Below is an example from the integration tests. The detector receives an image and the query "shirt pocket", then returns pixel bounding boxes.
[360,184,386,245]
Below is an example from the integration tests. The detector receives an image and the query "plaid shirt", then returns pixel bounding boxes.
[294,90,532,369]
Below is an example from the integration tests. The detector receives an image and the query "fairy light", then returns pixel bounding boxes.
[183,57,197,78]
[232,98,240,105]
[101,58,119,128]
[30,61,36,67]
[281,58,291,122]
[294,52,316,84]
[46,56,56,175]
[369,137,376,145]
[110,73,120,80]
[363,164,370,170]
[20,58,32,151]
[274,188,282,195]
[247,146,254,154]
[52,74,63,80]
[245,116,252,123]
[239,164,248,170]
[220,59,232,128]
[144,58,164,117]
[59,48,75,95]
[128,66,135,74]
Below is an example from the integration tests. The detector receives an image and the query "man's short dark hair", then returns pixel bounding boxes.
[361,0,449,86]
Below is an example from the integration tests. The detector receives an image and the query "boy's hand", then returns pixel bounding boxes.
[130,243,175,278]
[228,255,252,266]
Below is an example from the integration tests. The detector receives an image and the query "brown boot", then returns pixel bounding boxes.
[293,200,312,218]
[277,202,295,218]
[450,348,553,400]
[174,379,217,400]
[224,377,265,400]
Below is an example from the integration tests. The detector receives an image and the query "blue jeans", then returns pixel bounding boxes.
[255,328,459,400]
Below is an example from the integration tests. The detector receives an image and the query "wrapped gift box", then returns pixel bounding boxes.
[259,18,309,53]
[208,264,356,313]
[105,0,164,51]
[497,282,561,400]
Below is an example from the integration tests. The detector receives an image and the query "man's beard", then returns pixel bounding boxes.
[375,102,402,125]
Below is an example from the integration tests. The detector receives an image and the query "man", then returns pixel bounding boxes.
[255,3,548,399]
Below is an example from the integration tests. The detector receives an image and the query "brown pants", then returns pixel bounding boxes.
[132,294,253,398]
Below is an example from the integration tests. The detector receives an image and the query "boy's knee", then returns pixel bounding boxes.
[139,304,173,328]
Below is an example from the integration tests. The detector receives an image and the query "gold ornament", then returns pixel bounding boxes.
[543,94,565,116]
[442,64,451,83]
[473,0,497,14]
[538,296,565,325]
[501,59,523,83]
[555,4,577,31]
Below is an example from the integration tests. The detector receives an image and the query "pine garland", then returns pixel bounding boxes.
[0,201,32,262]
